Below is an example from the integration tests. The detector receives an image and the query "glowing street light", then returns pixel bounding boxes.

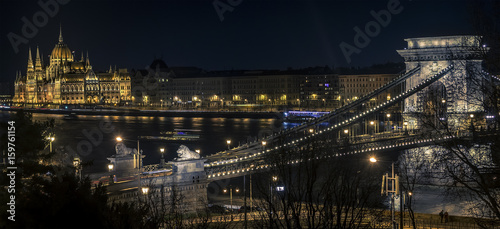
[47,136,55,153]
[308,128,314,133]
[226,139,231,150]
[108,163,114,172]
[141,187,149,195]
[262,141,267,146]
[116,136,123,142]
[370,156,400,229]
[223,186,239,221]
[160,148,165,168]
[195,149,201,154]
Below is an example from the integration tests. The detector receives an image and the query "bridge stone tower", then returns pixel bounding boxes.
[397,35,488,131]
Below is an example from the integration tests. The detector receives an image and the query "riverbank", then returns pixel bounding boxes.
[0,107,283,119]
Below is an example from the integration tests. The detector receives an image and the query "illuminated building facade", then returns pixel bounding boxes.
[13,28,132,105]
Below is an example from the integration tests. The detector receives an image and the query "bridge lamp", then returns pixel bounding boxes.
[226,139,231,149]
[108,163,114,172]
[344,129,348,134]
[116,136,123,142]
[441,99,446,103]
[235,188,240,193]
[223,189,227,193]
[369,157,377,163]
[141,187,149,195]
[370,121,375,125]
[386,114,391,118]
[308,128,314,133]
[272,176,278,182]
[195,149,201,154]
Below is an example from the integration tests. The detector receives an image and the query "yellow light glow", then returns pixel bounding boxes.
[369,157,377,163]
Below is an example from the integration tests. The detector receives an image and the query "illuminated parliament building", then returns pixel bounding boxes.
[13,28,131,105]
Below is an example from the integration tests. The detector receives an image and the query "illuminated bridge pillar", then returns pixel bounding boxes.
[397,35,488,131]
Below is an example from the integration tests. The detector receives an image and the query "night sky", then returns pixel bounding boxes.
[0,0,484,86]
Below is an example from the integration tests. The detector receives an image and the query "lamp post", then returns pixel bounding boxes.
[403,121,408,135]
[160,147,165,168]
[370,157,401,229]
[226,139,231,150]
[47,136,55,153]
[223,187,239,221]
[386,113,391,132]
[269,175,278,228]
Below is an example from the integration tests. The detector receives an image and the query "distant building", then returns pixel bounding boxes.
[338,74,398,107]
[131,59,341,110]
[13,28,132,106]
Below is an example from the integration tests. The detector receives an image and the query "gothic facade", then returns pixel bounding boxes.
[13,28,132,105]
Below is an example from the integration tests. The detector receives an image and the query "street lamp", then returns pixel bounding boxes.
[308,128,314,134]
[160,148,165,168]
[226,139,231,150]
[47,136,55,153]
[141,187,149,195]
[223,186,239,221]
[370,157,401,229]
[195,149,201,154]
[108,163,114,172]
[386,114,391,132]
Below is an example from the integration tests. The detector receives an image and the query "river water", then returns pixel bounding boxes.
[1,111,287,173]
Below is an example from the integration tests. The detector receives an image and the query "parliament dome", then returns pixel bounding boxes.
[50,27,73,62]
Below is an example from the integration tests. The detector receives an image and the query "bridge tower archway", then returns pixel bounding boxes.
[397,35,487,131]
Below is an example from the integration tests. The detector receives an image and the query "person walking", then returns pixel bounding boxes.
[439,210,444,223]
[444,211,449,223]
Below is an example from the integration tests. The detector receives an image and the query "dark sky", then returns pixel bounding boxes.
[0,0,481,85]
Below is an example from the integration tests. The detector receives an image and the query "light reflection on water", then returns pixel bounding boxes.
[26,113,280,173]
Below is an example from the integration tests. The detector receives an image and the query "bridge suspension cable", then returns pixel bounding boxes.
[205,65,454,167]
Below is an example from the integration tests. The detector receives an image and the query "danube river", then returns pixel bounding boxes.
[1,111,287,173]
